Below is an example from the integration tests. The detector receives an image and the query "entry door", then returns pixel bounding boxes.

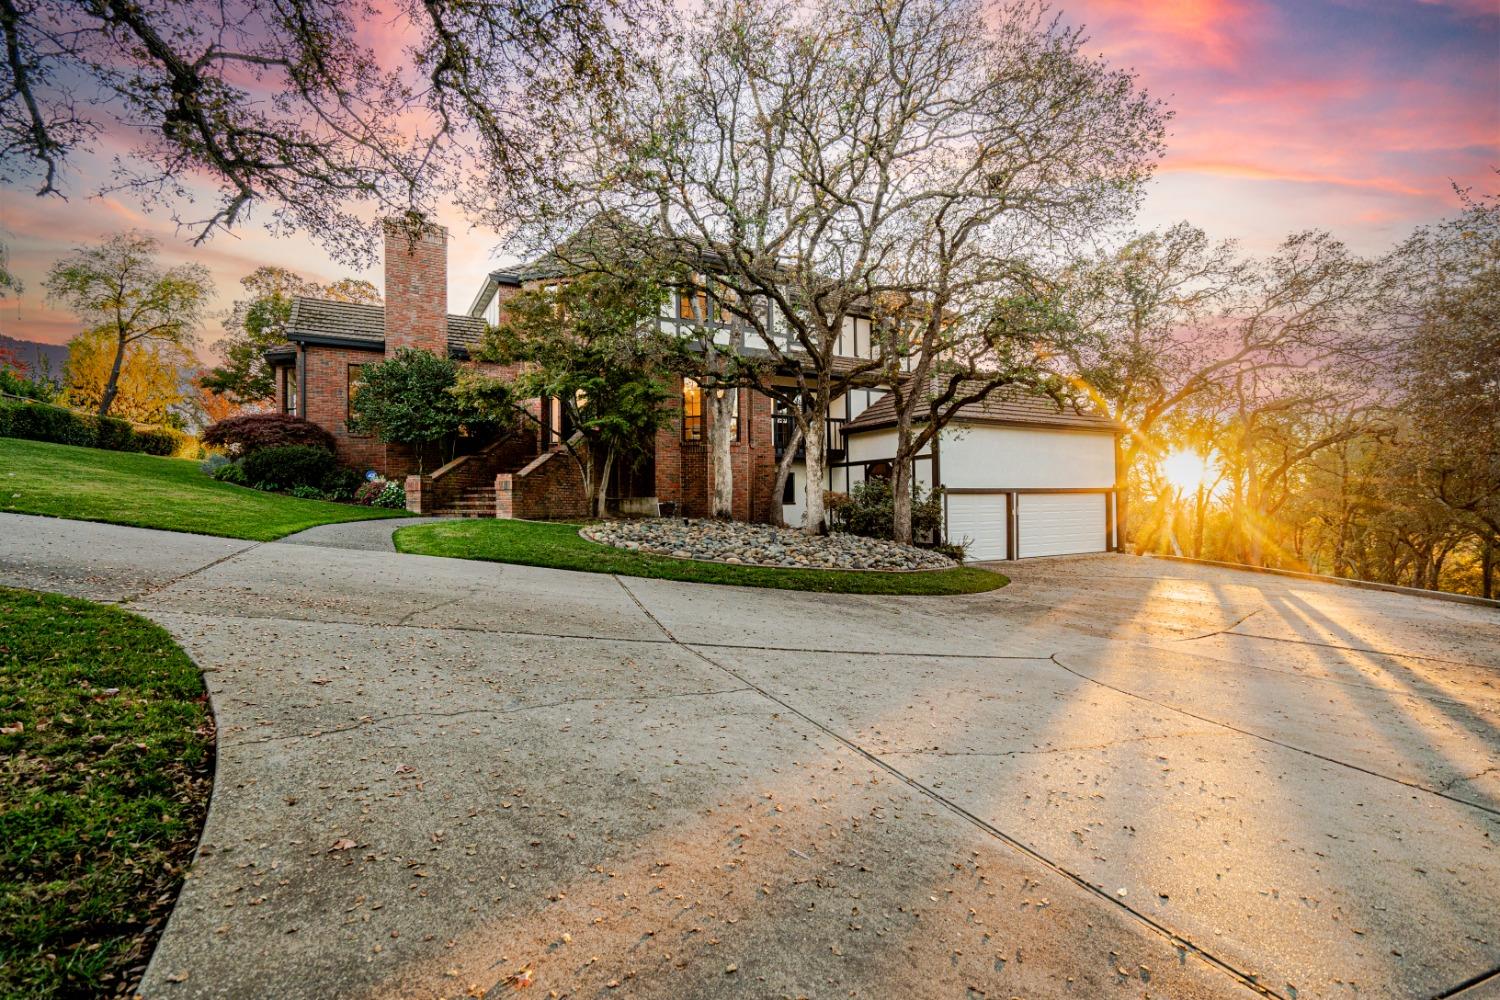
[946,493,1008,561]
[1016,493,1106,558]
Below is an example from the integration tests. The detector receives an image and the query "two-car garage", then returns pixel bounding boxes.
[946,491,1112,562]
[841,388,1120,563]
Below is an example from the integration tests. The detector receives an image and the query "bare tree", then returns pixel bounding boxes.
[1061,224,1370,548]
[1,0,651,259]
[503,0,1165,535]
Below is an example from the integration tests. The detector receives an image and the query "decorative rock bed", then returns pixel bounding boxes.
[583,518,956,572]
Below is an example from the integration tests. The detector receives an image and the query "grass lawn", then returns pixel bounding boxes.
[394,518,1007,595]
[0,437,410,541]
[0,587,213,999]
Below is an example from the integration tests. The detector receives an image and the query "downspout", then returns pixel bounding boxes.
[296,344,307,419]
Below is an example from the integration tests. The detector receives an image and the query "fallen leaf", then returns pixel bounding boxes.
[331,839,357,851]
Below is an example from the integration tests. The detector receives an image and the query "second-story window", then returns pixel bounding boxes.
[682,377,704,442]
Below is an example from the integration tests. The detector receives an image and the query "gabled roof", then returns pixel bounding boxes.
[286,297,486,354]
[844,384,1117,434]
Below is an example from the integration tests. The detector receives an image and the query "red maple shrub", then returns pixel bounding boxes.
[202,413,336,456]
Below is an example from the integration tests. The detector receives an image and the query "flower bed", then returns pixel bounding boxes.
[584,518,955,572]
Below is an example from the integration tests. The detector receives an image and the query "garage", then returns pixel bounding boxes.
[1016,492,1107,558]
[946,493,1009,561]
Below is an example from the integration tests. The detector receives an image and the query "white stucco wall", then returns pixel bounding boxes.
[937,424,1115,489]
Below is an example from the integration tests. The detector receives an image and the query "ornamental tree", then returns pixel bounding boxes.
[347,348,497,472]
[44,231,211,418]
[455,270,677,518]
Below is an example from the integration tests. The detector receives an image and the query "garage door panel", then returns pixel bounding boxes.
[946,494,1008,562]
[1017,493,1106,558]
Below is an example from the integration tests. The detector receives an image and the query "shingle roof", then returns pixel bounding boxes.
[286,297,486,352]
[845,383,1117,434]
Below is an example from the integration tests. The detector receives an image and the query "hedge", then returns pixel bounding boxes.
[0,401,183,456]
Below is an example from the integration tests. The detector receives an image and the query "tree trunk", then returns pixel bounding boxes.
[595,447,615,520]
[891,456,914,545]
[768,422,803,529]
[1482,538,1495,601]
[891,408,917,544]
[1192,484,1207,558]
[97,332,128,418]
[801,390,827,536]
[1114,436,1130,553]
[708,384,735,519]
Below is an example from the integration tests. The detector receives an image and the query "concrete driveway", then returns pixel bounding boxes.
[2,512,1497,1000]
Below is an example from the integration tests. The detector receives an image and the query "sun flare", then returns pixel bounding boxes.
[1162,449,1218,494]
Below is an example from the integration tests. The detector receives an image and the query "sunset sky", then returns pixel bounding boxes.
[0,0,1495,351]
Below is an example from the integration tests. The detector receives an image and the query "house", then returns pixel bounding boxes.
[267,220,1122,559]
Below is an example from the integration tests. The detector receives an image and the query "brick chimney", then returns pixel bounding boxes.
[383,216,448,356]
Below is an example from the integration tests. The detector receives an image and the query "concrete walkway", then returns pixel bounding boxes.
[2,511,1497,1000]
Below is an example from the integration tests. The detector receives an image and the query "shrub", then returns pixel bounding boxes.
[930,541,968,563]
[94,416,136,452]
[209,461,247,485]
[371,481,407,509]
[321,466,361,501]
[289,484,326,500]
[352,479,388,506]
[133,427,182,456]
[0,399,189,457]
[0,401,97,447]
[202,413,336,456]
[0,366,52,402]
[201,453,232,474]
[832,478,944,541]
[240,444,337,492]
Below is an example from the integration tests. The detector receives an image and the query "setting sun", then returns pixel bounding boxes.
[1162,448,1218,494]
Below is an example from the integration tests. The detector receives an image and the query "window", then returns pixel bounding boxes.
[346,364,366,424]
[782,471,796,505]
[682,377,703,442]
[678,288,712,323]
[866,460,892,482]
[282,366,297,416]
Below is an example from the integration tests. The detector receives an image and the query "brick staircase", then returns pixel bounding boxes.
[409,434,539,518]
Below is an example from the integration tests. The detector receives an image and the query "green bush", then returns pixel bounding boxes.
[832,477,944,542]
[208,461,248,485]
[371,481,407,509]
[321,466,362,501]
[0,402,97,447]
[0,366,52,402]
[240,444,337,492]
[131,427,180,456]
[93,415,136,451]
[0,400,188,457]
[289,484,325,500]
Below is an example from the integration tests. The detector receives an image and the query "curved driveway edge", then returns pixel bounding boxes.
[1,512,1496,999]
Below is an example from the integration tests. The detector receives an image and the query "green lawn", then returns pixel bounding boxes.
[0,587,213,999]
[394,518,1007,595]
[0,437,409,541]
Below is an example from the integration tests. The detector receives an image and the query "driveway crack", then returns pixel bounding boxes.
[1045,652,1500,818]
[610,573,1285,1000]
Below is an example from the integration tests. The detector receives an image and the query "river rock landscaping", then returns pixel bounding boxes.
[584,518,956,571]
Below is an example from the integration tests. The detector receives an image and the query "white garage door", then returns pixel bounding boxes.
[946,493,1008,562]
[1017,493,1106,558]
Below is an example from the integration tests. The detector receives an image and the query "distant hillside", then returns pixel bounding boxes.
[0,334,69,377]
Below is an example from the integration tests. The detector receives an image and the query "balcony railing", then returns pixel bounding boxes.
[773,412,846,462]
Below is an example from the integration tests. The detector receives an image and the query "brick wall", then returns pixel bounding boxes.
[496,450,589,520]
[384,219,448,356]
[299,343,397,475]
[654,377,777,523]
